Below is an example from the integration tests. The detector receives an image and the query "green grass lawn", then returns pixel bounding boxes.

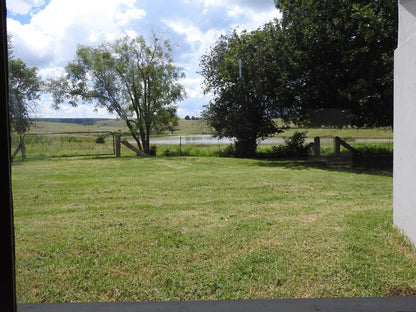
[12,156,415,303]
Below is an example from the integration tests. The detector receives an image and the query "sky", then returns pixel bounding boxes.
[6,0,280,118]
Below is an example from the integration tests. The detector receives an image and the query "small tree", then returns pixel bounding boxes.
[200,23,288,157]
[8,36,42,134]
[49,34,185,155]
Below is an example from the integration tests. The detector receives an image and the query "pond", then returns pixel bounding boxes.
[149,135,300,145]
[150,135,234,145]
[148,135,393,145]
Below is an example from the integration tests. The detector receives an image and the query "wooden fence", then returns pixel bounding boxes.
[12,131,116,160]
[307,136,357,158]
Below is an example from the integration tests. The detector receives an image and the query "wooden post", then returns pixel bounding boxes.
[339,139,357,153]
[11,136,23,161]
[314,136,320,157]
[115,135,121,157]
[121,139,148,156]
[20,135,25,160]
[334,136,341,156]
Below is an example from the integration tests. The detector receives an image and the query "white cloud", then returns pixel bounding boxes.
[7,17,52,65]
[163,18,224,109]
[37,66,65,80]
[115,8,146,26]
[164,18,224,54]
[35,94,115,118]
[7,0,148,117]
[124,29,138,39]
[231,8,280,33]
[7,0,146,67]
[7,0,280,118]
[164,19,201,46]
[199,0,276,13]
[6,0,45,15]
[180,76,205,99]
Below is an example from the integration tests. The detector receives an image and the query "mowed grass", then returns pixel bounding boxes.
[12,156,415,303]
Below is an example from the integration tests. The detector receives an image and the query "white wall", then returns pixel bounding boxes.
[394,0,416,244]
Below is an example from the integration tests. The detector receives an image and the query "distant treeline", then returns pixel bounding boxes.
[34,118,111,125]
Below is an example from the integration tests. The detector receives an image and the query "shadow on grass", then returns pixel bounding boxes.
[254,159,392,177]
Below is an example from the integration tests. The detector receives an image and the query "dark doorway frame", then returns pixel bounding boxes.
[1,0,16,311]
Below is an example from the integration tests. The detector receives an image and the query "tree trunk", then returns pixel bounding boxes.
[144,125,151,154]
[234,136,257,158]
[132,132,143,153]
[126,119,143,152]
[138,126,150,154]
[142,137,150,155]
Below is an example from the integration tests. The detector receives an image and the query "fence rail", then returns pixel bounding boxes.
[12,132,392,162]
[306,136,357,158]
[12,131,116,160]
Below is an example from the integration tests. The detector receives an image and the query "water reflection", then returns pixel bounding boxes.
[149,135,288,145]
[150,135,234,145]
[149,135,393,145]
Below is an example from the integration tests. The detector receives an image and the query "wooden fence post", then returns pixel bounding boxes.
[115,135,121,157]
[120,139,148,156]
[314,136,320,157]
[334,136,341,156]
[20,136,25,160]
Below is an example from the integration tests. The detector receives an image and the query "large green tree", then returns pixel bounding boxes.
[8,36,42,134]
[275,0,397,127]
[201,22,290,157]
[49,35,185,155]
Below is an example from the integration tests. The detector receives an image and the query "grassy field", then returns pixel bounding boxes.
[12,156,416,303]
[29,119,393,139]
[28,119,211,135]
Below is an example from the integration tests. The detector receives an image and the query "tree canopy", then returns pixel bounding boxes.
[275,0,397,127]
[201,23,289,157]
[8,36,42,135]
[201,0,396,157]
[49,34,185,154]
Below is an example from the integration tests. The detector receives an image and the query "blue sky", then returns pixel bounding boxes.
[7,0,280,118]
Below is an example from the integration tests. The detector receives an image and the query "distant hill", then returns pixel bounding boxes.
[31,118,210,135]
[34,118,111,125]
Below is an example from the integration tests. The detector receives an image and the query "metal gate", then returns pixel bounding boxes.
[13,131,116,160]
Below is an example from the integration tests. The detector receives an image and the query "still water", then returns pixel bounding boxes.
[150,135,290,145]
[149,135,393,145]
[150,135,234,145]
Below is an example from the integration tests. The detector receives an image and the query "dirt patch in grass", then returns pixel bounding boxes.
[301,215,319,225]
[386,284,416,296]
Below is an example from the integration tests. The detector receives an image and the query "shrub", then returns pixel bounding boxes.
[285,131,309,155]
[95,136,105,144]
[352,144,393,169]
[270,131,310,159]
[149,145,157,156]
[163,148,173,156]
[219,144,236,157]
